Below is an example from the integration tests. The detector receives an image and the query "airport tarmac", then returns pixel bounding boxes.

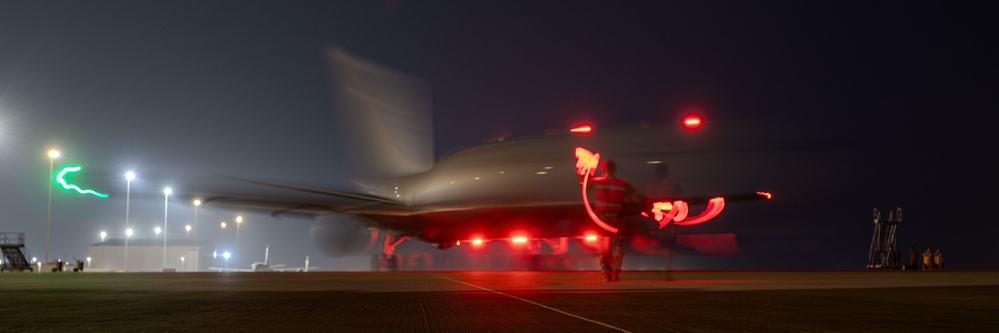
[1,270,997,332]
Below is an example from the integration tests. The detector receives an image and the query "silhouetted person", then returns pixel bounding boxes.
[645,164,683,199]
[892,246,900,270]
[933,249,943,270]
[589,159,645,282]
[923,247,933,270]
[909,247,918,270]
[645,163,682,281]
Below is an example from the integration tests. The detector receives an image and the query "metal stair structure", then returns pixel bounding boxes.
[866,208,902,269]
[1,232,34,272]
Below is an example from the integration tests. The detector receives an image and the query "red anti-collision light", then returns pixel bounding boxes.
[570,124,592,134]
[682,115,702,129]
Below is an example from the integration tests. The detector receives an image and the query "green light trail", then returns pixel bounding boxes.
[55,166,109,198]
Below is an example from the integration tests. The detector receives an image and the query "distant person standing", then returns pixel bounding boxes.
[923,247,933,270]
[909,247,918,270]
[645,163,682,281]
[933,249,943,270]
[645,164,683,199]
[892,246,900,270]
[589,159,645,282]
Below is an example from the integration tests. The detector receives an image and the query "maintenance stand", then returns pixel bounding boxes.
[866,208,902,269]
[1,232,34,272]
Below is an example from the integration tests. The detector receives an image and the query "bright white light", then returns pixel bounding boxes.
[185,225,191,232]
[222,251,231,259]
[236,216,242,223]
[125,171,135,181]
[193,199,202,206]
[154,227,161,235]
[163,187,172,195]
[48,150,60,159]
[126,228,134,237]
[512,237,528,243]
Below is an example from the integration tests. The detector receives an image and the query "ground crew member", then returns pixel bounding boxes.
[923,247,933,270]
[645,163,681,280]
[908,247,918,270]
[590,159,644,282]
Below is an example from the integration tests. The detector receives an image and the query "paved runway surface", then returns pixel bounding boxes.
[2,270,997,332]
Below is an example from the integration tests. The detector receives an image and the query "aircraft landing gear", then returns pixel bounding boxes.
[372,233,409,271]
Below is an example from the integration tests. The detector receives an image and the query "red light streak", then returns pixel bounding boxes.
[757,191,772,199]
[648,197,725,227]
[576,147,619,234]
[570,124,592,134]
[674,197,725,226]
[650,201,675,226]
[683,115,702,129]
[576,146,729,233]
[574,147,600,177]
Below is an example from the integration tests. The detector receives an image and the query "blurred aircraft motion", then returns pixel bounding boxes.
[210,246,317,272]
[192,47,772,270]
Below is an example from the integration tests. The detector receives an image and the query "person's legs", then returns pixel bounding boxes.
[610,235,623,281]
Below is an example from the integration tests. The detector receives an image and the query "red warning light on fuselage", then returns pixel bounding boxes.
[682,115,702,129]
[570,124,592,134]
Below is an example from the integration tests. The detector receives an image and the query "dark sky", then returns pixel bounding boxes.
[1,1,996,270]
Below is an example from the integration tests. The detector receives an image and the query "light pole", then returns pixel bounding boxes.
[192,199,201,247]
[219,221,227,268]
[124,228,133,271]
[180,257,185,272]
[100,230,107,271]
[185,223,193,270]
[235,215,242,266]
[124,171,134,270]
[162,187,172,270]
[45,149,60,264]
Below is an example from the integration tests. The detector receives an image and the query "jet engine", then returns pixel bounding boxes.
[310,213,382,257]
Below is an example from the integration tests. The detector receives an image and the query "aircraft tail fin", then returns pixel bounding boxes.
[324,47,434,180]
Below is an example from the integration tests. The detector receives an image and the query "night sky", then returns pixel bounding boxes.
[1,1,996,270]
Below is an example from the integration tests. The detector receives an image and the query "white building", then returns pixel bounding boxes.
[87,239,202,272]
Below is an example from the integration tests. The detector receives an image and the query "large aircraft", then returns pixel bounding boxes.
[191,48,772,270]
